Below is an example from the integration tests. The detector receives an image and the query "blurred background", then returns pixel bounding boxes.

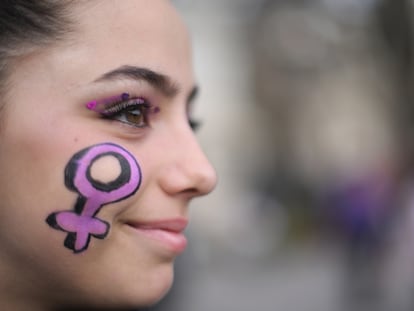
[148,0,414,310]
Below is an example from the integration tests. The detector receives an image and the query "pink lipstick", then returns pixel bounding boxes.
[126,218,188,254]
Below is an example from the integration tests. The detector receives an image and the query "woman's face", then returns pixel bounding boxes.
[0,0,216,309]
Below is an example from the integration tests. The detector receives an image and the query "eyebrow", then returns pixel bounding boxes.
[93,65,180,98]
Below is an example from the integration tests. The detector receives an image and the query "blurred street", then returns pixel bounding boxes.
[150,1,414,311]
[173,243,346,311]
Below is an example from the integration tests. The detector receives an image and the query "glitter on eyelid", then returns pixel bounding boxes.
[85,92,161,129]
[86,93,131,113]
[86,100,98,110]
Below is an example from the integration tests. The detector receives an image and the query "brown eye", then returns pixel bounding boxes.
[123,105,149,127]
[102,98,152,128]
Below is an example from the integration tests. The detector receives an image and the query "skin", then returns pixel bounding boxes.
[0,0,217,310]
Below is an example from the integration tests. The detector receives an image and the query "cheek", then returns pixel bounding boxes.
[46,142,142,253]
[90,155,122,182]
[0,140,168,305]
[0,111,76,247]
[0,159,73,289]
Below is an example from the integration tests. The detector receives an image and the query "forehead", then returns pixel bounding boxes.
[72,0,192,73]
[8,0,193,96]
[73,0,188,47]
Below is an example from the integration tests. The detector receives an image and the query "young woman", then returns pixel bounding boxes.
[0,1,217,310]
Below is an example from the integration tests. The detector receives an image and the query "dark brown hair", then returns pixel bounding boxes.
[0,0,74,92]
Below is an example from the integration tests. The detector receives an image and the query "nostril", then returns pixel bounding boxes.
[183,187,199,197]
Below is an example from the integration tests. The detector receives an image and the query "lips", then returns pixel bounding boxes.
[125,218,188,254]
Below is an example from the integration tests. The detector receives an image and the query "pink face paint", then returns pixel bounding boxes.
[46,142,141,253]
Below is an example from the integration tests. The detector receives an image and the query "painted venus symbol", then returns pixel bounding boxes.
[46,143,141,253]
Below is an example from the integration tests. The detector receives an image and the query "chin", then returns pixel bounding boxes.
[109,263,175,309]
[61,283,173,311]
[132,268,175,308]
[58,262,175,311]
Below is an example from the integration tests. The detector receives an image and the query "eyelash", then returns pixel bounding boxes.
[101,97,152,128]
[87,93,154,128]
[189,118,201,132]
[87,92,201,131]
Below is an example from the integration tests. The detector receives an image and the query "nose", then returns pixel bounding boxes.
[158,127,217,198]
